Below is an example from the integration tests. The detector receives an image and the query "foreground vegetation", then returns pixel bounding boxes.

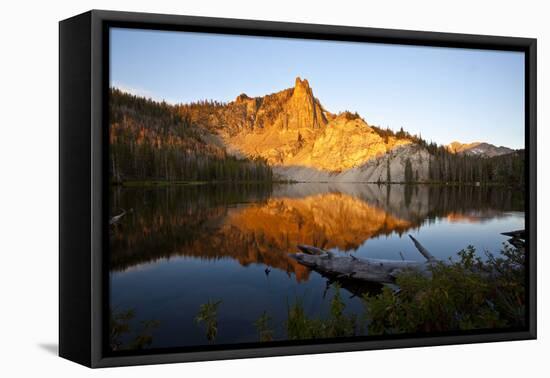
[364,244,525,334]
[110,243,525,350]
[192,244,526,343]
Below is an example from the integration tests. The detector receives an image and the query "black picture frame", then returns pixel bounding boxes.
[59,9,537,368]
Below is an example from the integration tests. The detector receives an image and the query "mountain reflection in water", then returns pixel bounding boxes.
[110,183,524,280]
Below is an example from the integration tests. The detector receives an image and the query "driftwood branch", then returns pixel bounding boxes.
[408,235,436,262]
[110,208,133,226]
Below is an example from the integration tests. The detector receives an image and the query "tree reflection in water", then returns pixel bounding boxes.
[110,183,523,278]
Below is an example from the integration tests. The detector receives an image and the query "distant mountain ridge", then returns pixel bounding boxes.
[446,141,514,157]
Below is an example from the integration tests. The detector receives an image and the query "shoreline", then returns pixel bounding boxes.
[111,180,522,188]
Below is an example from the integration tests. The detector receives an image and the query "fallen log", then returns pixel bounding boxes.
[290,235,438,284]
[292,230,523,286]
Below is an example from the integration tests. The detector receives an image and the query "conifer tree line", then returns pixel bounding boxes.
[425,144,524,186]
[372,126,524,186]
[109,88,272,183]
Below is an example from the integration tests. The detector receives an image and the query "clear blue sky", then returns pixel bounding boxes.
[110,28,525,149]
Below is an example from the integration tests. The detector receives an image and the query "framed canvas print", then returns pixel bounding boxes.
[59,10,537,368]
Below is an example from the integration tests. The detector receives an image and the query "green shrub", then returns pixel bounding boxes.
[195,299,222,342]
[362,244,525,335]
[286,285,359,340]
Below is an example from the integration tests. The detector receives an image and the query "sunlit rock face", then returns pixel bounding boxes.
[177,76,423,180]
[284,77,328,131]
[224,78,419,177]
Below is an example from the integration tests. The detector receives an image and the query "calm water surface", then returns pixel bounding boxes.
[109,183,524,349]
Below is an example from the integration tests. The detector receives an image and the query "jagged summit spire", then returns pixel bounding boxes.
[294,76,310,89]
[293,77,314,101]
[231,76,327,132]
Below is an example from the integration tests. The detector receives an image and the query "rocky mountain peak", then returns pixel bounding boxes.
[293,76,312,95]
[234,93,252,103]
[446,141,513,157]
[292,77,316,106]
[284,77,326,130]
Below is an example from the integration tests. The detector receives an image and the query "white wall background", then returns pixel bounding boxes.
[0,0,547,376]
